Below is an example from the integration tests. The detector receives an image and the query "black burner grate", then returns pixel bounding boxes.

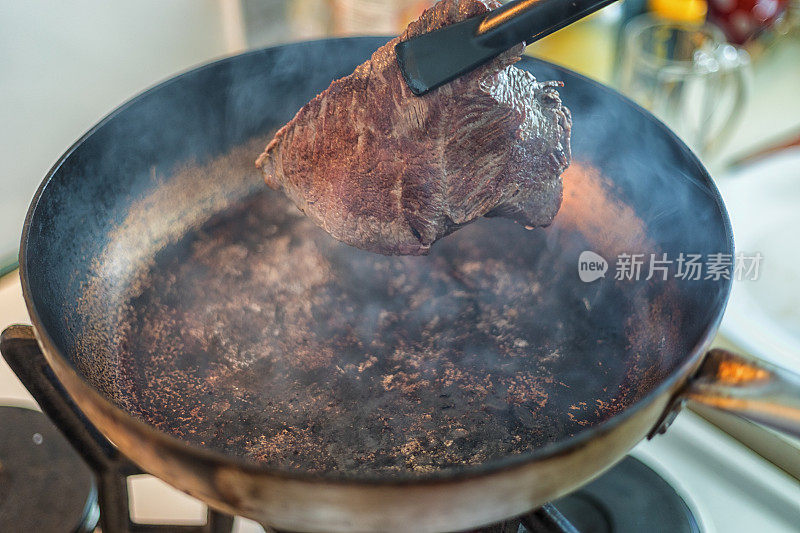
[1,331,233,533]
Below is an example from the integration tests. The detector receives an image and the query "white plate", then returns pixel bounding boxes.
[717,148,800,374]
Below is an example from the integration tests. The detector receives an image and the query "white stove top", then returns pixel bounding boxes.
[1,273,798,532]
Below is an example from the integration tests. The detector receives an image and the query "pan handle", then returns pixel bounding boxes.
[683,349,800,438]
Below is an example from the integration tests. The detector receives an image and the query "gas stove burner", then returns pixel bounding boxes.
[0,405,99,533]
[550,456,701,533]
[0,327,697,533]
[449,456,700,533]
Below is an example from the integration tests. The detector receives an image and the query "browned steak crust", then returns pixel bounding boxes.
[256,0,572,255]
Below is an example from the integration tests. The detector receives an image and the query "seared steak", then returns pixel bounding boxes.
[256,0,572,255]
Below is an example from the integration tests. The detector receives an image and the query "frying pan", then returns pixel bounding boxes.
[3,37,800,533]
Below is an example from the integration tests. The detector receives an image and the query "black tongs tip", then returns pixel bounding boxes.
[395,0,617,96]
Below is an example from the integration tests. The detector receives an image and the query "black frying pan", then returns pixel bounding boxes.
[3,37,800,532]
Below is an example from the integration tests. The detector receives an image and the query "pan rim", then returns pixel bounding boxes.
[18,37,734,485]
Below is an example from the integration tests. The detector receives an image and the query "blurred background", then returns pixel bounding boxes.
[1,1,799,531]
[1,0,799,273]
[1,0,799,271]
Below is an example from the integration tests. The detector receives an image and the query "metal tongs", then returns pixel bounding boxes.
[396,0,618,95]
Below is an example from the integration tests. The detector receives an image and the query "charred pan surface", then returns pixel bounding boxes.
[109,164,682,478]
[256,0,572,255]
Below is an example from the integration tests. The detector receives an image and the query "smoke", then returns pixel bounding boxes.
[27,39,730,480]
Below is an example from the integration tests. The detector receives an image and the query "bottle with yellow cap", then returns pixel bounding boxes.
[648,0,708,23]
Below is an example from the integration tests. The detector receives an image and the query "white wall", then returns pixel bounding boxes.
[0,1,244,260]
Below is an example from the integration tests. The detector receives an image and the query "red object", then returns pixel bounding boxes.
[708,0,789,43]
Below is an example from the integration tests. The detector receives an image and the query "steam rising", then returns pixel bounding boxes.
[26,41,729,481]
[76,145,693,478]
